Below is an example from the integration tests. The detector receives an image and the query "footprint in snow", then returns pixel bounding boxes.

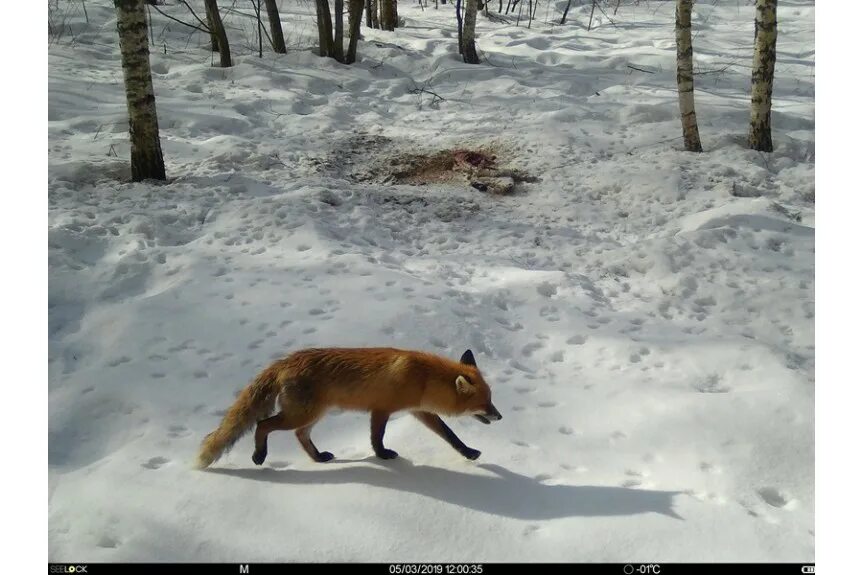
[757,487,795,509]
[97,534,120,549]
[167,425,190,438]
[142,456,169,470]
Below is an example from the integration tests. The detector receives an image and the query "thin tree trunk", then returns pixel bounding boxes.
[365,0,372,26]
[334,0,345,62]
[676,0,703,152]
[114,0,166,181]
[456,0,463,54]
[204,1,219,51]
[348,0,362,35]
[588,0,596,31]
[204,0,231,67]
[346,0,364,63]
[749,0,778,152]
[560,0,572,25]
[253,0,263,58]
[264,0,287,53]
[371,0,380,27]
[315,0,334,57]
[381,0,396,30]
[462,0,479,64]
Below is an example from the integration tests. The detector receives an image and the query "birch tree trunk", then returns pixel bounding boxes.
[264,0,287,54]
[204,0,231,67]
[114,0,166,181]
[346,0,364,64]
[462,0,479,64]
[749,0,778,152]
[370,0,380,28]
[315,0,334,57]
[675,0,703,152]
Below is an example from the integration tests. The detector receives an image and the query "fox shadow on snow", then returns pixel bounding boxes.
[206,459,683,520]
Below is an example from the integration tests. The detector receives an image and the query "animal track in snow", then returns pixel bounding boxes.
[521,342,544,357]
[97,534,120,549]
[142,456,169,469]
[168,425,190,438]
[757,487,795,509]
[609,431,627,444]
[107,356,131,367]
[694,374,730,394]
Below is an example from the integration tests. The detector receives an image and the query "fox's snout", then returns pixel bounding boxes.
[474,403,502,424]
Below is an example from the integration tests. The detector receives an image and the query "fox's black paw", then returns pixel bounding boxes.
[316,451,335,463]
[252,449,267,465]
[462,448,481,460]
[375,448,399,460]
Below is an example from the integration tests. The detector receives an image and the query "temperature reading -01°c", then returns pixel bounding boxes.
[623,565,660,575]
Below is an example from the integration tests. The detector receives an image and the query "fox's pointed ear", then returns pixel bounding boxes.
[455,375,475,395]
[460,349,476,366]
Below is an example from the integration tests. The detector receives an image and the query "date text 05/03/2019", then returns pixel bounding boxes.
[389,565,483,574]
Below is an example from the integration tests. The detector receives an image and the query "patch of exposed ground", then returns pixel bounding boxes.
[314,133,537,194]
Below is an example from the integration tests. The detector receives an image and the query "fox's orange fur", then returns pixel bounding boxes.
[196,347,501,468]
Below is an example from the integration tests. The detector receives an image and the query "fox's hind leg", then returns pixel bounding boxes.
[252,408,325,465]
[295,423,335,463]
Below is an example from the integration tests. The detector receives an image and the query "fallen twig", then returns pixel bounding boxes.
[627,64,655,74]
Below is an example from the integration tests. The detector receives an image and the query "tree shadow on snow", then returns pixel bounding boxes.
[205,459,683,521]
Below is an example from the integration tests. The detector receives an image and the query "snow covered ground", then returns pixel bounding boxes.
[48,0,815,562]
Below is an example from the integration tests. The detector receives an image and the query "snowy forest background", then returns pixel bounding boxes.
[48,0,814,563]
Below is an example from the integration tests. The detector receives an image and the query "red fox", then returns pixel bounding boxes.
[196,348,502,468]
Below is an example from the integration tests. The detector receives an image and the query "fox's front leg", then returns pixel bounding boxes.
[370,411,398,459]
[412,411,481,460]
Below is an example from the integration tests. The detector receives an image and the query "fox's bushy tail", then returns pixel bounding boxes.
[196,366,281,469]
